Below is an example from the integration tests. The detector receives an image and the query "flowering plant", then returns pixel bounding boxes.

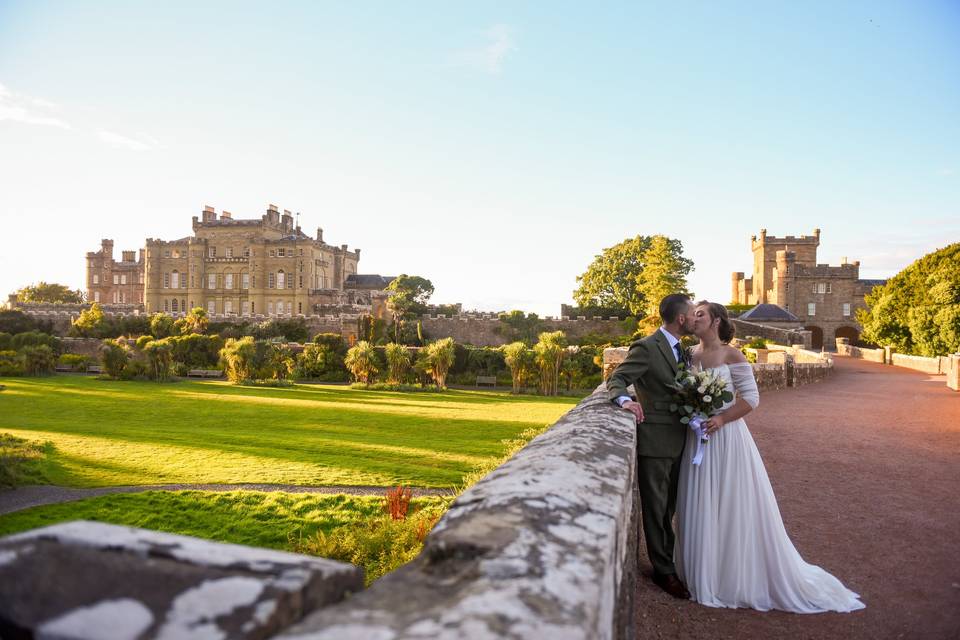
[669,364,734,465]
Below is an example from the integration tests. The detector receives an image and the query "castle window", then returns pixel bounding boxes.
[268,301,274,315]
[843,303,851,317]
[171,271,180,289]
[190,275,194,288]
[277,271,286,289]
[278,248,285,257]
[139,273,144,284]
[139,293,143,303]
[286,302,292,315]
[242,273,249,289]
[242,300,249,315]
[113,291,119,303]
[224,300,233,314]
[808,303,816,316]
[299,275,303,288]
[225,247,233,258]
[243,247,250,258]
[164,299,169,312]
[299,248,303,256]
[164,250,171,258]
[827,283,832,293]
[209,246,217,258]
[287,274,293,289]
[113,274,119,285]
[208,300,216,314]
[225,273,234,290]
[181,299,185,311]
[94,291,100,302]
[121,274,127,285]
[298,302,302,314]
[268,273,275,289]
[208,273,216,289]
[269,249,275,257]
[93,274,99,284]
[163,273,170,289]
[172,298,179,313]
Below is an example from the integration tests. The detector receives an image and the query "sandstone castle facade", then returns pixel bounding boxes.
[731,229,884,348]
[87,204,390,318]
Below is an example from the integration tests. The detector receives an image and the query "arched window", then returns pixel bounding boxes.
[277,270,285,289]
[224,300,233,314]
[171,270,180,289]
[268,301,275,315]
[225,272,233,290]
[172,298,179,313]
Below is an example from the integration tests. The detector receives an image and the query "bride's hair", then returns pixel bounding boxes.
[696,300,736,343]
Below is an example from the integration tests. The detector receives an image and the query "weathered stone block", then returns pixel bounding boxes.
[0,521,363,640]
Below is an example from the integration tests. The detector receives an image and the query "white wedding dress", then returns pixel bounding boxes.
[675,362,865,613]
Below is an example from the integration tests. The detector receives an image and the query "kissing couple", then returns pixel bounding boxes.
[607,293,864,612]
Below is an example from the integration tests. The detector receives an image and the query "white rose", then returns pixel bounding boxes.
[697,386,707,394]
[703,395,712,403]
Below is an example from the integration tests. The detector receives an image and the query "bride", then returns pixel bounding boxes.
[675,301,865,613]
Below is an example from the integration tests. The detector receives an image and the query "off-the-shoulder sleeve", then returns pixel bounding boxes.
[728,362,760,409]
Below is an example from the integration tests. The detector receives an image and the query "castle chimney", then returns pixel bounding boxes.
[281,210,293,230]
[138,248,145,263]
[316,228,323,242]
[101,239,114,259]
[221,211,232,220]
[759,228,767,240]
[202,205,217,223]
[814,228,821,238]
[122,250,135,262]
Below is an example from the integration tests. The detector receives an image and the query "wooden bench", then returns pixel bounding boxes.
[187,369,223,378]
[476,375,497,387]
[87,365,102,374]
[55,365,75,373]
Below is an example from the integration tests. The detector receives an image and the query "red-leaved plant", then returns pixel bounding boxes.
[384,485,412,520]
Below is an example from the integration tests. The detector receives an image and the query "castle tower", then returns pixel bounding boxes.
[749,228,819,304]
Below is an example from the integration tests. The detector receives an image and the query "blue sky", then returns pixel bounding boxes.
[1,1,958,315]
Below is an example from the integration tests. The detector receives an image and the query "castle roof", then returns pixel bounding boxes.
[345,274,395,289]
[739,304,800,322]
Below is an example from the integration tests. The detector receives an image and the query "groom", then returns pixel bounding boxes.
[607,293,694,599]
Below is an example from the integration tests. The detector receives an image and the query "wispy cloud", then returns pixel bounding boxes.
[0,82,71,129]
[97,130,160,151]
[937,168,955,177]
[450,24,517,74]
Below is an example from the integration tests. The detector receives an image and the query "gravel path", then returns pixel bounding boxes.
[633,355,960,639]
[0,483,455,516]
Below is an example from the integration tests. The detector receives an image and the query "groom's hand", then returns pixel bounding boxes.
[621,400,645,424]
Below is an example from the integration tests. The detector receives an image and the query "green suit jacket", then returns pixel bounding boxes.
[606,330,686,458]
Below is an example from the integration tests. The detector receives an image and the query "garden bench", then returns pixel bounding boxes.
[187,369,223,378]
[55,365,76,373]
[476,375,497,387]
[87,365,102,374]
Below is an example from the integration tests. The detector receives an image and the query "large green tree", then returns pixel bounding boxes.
[15,282,84,304]
[858,243,960,356]
[385,275,434,343]
[573,235,693,317]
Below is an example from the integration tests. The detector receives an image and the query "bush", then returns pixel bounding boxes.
[314,333,347,353]
[251,318,310,343]
[150,313,177,339]
[12,331,62,354]
[58,353,92,372]
[0,350,24,376]
[0,433,51,488]
[119,359,149,380]
[172,362,190,377]
[294,344,346,380]
[99,339,132,378]
[168,333,225,369]
[349,382,434,392]
[135,335,154,350]
[501,342,536,394]
[20,345,56,376]
[142,339,174,382]
[743,337,770,349]
[422,338,455,389]
[219,337,285,383]
[0,332,11,351]
[384,343,412,384]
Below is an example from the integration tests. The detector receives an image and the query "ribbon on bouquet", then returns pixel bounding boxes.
[689,416,709,466]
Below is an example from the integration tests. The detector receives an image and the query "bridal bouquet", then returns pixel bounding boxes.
[669,365,734,465]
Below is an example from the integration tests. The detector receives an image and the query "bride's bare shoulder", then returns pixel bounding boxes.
[724,345,748,364]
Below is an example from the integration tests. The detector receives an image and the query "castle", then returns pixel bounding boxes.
[86,204,391,318]
[731,229,885,348]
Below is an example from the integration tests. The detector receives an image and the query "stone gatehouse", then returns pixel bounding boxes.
[731,229,885,348]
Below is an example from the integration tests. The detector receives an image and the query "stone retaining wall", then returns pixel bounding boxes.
[890,353,944,375]
[731,318,812,350]
[835,339,886,363]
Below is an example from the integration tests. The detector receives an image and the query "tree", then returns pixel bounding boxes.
[384,343,412,384]
[573,235,693,317]
[15,282,84,304]
[20,345,56,376]
[219,337,258,383]
[495,310,543,346]
[0,310,38,335]
[858,243,960,356]
[385,275,435,343]
[501,341,535,394]
[345,340,379,384]
[182,307,209,335]
[71,303,107,338]
[422,338,455,389]
[142,339,173,382]
[99,338,131,378]
[533,331,567,396]
[635,235,694,318]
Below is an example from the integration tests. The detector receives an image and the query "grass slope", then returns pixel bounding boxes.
[0,376,577,488]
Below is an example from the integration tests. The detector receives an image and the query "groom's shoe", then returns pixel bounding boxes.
[652,572,691,600]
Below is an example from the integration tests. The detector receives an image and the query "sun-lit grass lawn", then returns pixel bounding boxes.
[0,375,578,488]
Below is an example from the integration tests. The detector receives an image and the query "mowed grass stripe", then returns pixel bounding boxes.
[0,376,578,487]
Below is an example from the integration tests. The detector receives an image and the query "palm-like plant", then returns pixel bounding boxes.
[183,307,209,335]
[534,331,567,396]
[142,339,173,382]
[384,343,411,384]
[345,340,379,384]
[219,336,257,383]
[501,341,535,394]
[423,338,455,389]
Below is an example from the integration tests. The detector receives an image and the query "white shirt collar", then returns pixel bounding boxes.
[659,326,680,349]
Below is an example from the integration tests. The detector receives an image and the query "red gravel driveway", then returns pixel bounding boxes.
[634,356,960,639]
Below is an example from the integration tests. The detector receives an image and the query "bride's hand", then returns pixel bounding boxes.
[703,414,726,435]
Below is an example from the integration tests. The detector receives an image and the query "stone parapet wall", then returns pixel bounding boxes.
[947,355,960,392]
[890,353,944,375]
[419,315,630,347]
[276,386,640,639]
[752,363,789,390]
[836,339,885,363]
